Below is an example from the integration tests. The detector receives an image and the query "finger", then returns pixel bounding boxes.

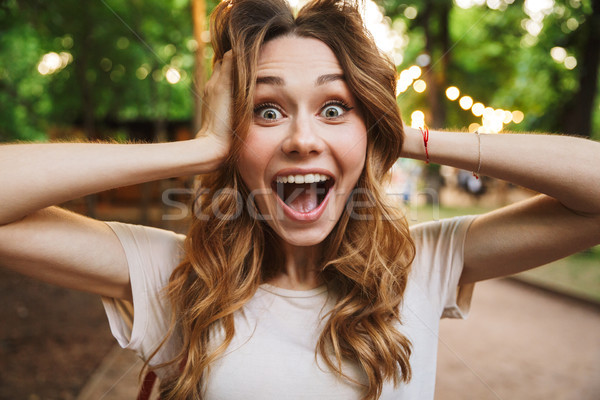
[209,59,223,81]
[220,51,233,83]
[222,50,233,62]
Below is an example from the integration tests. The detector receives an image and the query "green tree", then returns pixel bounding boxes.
[382,0,599,138]
[0,0,206,142]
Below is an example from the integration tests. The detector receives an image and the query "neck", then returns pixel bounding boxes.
[268,241,323,290]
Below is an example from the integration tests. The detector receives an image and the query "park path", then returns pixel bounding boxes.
[77,278,600,400]
[435,279,599,400]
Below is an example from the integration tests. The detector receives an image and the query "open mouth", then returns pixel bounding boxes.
[271,173,335,214]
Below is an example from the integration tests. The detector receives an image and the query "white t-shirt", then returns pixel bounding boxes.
[102,215,476,399]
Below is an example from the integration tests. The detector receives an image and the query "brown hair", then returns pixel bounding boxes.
[149,1,415,399]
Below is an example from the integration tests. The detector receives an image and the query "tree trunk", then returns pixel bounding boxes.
[437,1,451,129]
[420,0,452,204]
[423,0,450,129]
[192,0,207,133]
[559,1,600,138]
[73,7,98,217]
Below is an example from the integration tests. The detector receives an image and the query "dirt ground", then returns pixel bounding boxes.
[0,268,115,400]
[436,279,600,400]
[0,202,184,400]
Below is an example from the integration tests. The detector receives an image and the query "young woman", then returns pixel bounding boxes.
[1,0,598,399]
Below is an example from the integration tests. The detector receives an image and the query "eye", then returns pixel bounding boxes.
[322,106,342,118]
[254,103,284,121]
[320,101,353,119]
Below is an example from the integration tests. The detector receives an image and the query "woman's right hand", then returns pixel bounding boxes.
[195,50,234,168]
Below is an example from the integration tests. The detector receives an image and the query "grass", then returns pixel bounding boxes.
[403,203,600,303]
[516,248,600,303]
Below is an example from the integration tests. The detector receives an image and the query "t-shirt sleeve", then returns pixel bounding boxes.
[101,221,186,362]
[409,215,477,319]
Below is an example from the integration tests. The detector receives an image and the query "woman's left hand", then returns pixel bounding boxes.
[195,50,235,169]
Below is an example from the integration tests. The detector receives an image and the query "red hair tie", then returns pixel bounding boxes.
[419,125,430,164]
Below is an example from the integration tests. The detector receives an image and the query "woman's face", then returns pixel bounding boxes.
[237,36,367,247]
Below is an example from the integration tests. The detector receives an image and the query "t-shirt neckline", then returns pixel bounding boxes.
[259,283,328,298]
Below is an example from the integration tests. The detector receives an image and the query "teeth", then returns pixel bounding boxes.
[275,173,331,184]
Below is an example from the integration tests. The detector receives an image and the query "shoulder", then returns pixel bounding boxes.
[105,222,186,258]
[105,221,186,249]
[407,215,478,318]
[101,223,186,366]
[409,215,477,271]
[409,215,477,245]
[104,221,186,284]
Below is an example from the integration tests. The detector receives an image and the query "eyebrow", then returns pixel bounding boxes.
[315,73,345,86]
[255,73,346,87]
[256,76,284,86]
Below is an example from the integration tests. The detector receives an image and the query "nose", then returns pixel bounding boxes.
[281,113,325,157]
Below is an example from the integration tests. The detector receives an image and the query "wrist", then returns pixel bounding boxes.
[400,125,427,161]
[187,134,229,174]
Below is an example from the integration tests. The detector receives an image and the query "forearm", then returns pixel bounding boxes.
[0,137,221,225]
[401,127,600,214]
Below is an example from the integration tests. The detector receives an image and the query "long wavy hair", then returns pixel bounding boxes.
[147,1,416,399]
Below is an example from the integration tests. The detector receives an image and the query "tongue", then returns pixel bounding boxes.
[285,183,319,213]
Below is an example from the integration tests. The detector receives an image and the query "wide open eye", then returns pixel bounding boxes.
[320,101,352,119]
[322,105,343,118]
[255,104,283,121]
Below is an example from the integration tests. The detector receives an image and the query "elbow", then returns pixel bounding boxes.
[566,207,600,246]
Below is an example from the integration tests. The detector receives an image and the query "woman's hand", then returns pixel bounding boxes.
[195,50,234,167]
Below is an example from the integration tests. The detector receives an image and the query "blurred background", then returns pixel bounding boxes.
[0,0,598,399]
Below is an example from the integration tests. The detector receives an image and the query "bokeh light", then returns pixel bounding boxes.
[413,79,426,93]
[37,51,72,75]
[550,46,567,63]
[396,65,423,96]
[468,123,481,133]
[512,110,525,123]
[404,6,417,19]
[459,96,474,110]
[165,67,181,84]
[564,56,577,70]
[446,86,460,101]
[411,110,425,129]
[408,65,422,80]
[471,103,485,117]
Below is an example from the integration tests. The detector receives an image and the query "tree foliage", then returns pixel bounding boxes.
[0,0,220,142]
[382,0,599,138]
[0,0,597,142]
